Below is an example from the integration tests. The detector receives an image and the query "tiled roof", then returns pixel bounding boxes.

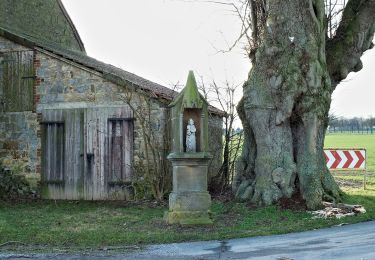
[0,0,85,53]
[0,27,225,116]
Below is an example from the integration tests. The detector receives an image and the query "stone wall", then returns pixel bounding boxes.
[0,36,40,176]
[0,35,223,199]
[35,50,166,169]
[34,50,171,199]
[0,112,39,175]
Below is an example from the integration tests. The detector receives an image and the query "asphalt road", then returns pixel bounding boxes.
[2,220,375,259]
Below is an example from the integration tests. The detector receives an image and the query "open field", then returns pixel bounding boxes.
[230,133,375,173]
[325,133,375,173]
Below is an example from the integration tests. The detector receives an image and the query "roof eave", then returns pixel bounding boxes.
[0,27,225,117]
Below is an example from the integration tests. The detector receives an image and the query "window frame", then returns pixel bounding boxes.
[107,118,134,185]
[41,121,65,185]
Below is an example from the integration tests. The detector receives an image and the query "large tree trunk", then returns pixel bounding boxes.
[234,0,375,209]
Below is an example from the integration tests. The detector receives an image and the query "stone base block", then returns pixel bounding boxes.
[164,210,212,225]
[169,191,211,211]
[166,191,212,225]
[166,155,213,225]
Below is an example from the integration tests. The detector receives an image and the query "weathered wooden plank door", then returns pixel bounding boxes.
[41,108,84,199]
[0,50,34,112]
[41,106,133,200]
[85,106,133,200]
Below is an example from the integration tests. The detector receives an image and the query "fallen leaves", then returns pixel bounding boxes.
[310,202,366,219]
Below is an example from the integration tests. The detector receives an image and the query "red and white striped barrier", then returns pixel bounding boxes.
[324,149,366,170]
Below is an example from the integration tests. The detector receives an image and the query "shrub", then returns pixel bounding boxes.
[0,162,33,200]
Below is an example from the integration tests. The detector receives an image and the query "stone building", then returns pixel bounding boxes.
[0,0,223,200]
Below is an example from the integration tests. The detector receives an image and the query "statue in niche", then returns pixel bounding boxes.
[186,118,196,152]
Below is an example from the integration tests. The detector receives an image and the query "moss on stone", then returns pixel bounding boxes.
[164,210,213,225]
[169,71,207,109]
[40,185,50,199]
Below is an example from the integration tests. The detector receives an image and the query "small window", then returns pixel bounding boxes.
[108,119,133,183]
[0,50,34,112]
[41,122,65,184]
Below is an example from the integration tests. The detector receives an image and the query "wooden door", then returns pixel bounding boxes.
[84,106,133,200]
[41,108,84,199]
[41,106,133,200]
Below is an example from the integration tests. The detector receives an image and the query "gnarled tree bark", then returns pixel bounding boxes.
[233,0,375,209]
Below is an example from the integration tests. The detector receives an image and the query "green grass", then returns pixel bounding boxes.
[325,133,375,173]
[1,132,374,251]
[1,187,375,252]
[333,172,375,185]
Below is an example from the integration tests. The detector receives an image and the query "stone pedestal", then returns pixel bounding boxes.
[165,153,212,225]
[165,71,213,225]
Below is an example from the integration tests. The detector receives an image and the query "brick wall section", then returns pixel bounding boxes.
[33,51,41,112]
[32,51,43,175]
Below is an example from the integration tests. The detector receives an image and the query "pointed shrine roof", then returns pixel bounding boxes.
[170,71,208,109]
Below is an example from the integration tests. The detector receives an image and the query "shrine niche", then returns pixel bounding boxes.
[165,71,212,225]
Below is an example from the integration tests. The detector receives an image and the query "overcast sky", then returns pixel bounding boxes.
[62,0,375,119]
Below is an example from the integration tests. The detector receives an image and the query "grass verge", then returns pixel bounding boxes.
[1,181,375,252]
[1,133,374,252]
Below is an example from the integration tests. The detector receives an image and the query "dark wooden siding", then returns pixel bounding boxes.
[41,109,84,199]
[108,119,133,183]
[41,122,65,184]
[0,50,34,112]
